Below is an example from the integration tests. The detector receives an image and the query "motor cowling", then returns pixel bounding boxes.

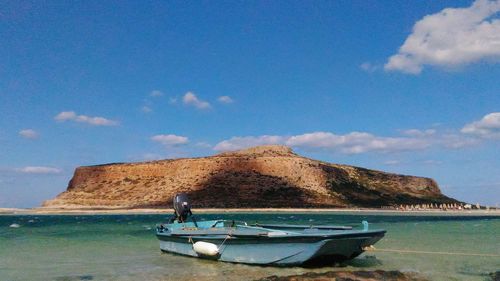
[173,193,193,223]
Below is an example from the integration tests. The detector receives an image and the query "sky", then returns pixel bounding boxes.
[1,0,500,208]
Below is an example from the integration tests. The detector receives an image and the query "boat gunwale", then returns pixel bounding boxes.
[252,223,353,230]
[156,229,386,241]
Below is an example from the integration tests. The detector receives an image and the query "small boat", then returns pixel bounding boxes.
[156,194,386,266]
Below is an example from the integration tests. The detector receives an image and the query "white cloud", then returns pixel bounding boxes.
[17,166,62,174]
[385,0,500,74]
[54,111,77,121]
[213,132,431,154]
[218,96,234,104]
[461,112,500,138]
[183,92,211,109]
[213,128,483,154]
[19,129,39,139]
[74,115,117,126]
[54,111,118,126]
[213,115,500,154]
[213,135,285,151]
[150,90,164,97]
[151,134,189,146]
[286,132,431,154]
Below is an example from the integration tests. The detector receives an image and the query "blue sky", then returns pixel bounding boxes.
[1,0,500,208]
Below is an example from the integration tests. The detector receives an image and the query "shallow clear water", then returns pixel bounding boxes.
[1,213,499,281]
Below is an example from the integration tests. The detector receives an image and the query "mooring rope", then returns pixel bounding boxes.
[364,246,500,257]
[187,227,233,251]
[218,228,234,250]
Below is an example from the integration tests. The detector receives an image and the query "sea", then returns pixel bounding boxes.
[1,212,499,281]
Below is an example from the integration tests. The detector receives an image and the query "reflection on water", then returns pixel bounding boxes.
[0,213,499,281]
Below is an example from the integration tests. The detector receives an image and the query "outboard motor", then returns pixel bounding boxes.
[169,193,197,226]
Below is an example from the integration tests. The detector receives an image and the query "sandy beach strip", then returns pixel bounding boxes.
[1,207,499,216]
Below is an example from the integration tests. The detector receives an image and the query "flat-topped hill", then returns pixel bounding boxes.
[43,145,458,209]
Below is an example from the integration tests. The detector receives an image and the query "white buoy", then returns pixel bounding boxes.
[193,241,220,256]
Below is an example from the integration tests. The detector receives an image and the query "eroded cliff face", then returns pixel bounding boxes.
[43,145,457,208]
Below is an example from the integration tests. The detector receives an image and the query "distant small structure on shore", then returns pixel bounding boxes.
[389,202,488,211]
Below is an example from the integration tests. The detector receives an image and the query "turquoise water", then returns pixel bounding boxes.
[1,213,499,281]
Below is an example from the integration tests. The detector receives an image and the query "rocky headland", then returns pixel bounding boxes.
[43,145,458,209]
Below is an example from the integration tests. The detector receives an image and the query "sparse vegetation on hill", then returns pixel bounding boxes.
[43,145,458,209]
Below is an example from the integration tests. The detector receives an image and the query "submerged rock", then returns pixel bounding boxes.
[257,270,429,281]
[55,275,93,281]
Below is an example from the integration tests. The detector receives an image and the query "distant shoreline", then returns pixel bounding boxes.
[1,207,499,216]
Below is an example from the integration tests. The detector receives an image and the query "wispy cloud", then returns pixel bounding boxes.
[54,111,118,126]
[360,62,379,73]
[461,112,500,138]
[150,90,164,97]
[401,129,436,137]
[151,134,189,146]
[168,97,178,105]
[438,133,480,148]
[141,105,152,113]
[217,96,234,104]
[385,0,500,74]
[286,132,431,154]
[183,92,211,109]
[214,135,285,151]
[384,160,401,166]
[140,90,163,113]
[383,159,442,166]
[16,166,62,174]
[141,153,164,161]
[214,126,481,154]
[195,142,212,148]
[422,159,442,165]
[19,129,39,139]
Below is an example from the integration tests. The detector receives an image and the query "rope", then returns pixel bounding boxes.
[364,246,500,258]
[187,227,233,251]
[218,228,234,250]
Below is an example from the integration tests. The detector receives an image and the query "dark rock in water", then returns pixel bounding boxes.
[257,270,429,281]
[490,271,500,281]
[55,275,93,281]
